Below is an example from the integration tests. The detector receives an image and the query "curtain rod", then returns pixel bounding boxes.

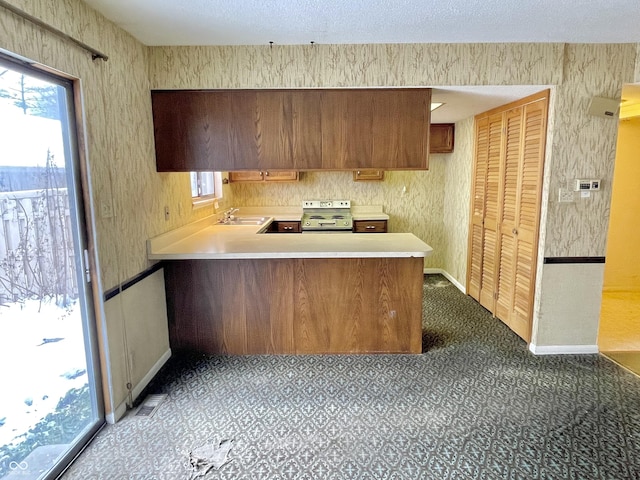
[0,0,108,62]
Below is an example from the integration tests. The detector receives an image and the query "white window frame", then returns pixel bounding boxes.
[191,171,223,208]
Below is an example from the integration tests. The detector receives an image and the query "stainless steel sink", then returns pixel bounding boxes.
[217,216,270,226]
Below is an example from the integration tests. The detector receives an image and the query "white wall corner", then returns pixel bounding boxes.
[424,268,466,294]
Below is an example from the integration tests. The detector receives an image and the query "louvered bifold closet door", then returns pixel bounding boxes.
[467,117,489,300]
[495,108,522,323]
[478,113,504,311]
[508,98,548,341]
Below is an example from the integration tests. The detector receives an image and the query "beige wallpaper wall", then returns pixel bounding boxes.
[230,161,447,268]
[149,43,564,88]
[542,44,636,257]
[0,0,213,292]
[149,42,636,282]
[636,44,640,82]
[442,117,474,283]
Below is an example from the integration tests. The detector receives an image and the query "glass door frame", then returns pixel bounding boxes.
[0,53,105,479]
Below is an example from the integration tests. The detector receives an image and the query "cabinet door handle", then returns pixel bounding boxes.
[512,228,518,235]
[367,225,376,229]
[265,171,269,176]
[357,171,361,175]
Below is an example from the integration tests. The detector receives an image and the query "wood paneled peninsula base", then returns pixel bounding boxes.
[164,256,424,354]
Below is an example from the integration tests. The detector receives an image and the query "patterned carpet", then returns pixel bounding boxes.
[62,275,640,479]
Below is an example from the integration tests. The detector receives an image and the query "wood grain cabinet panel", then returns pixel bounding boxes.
[430,123,455,153]
[163,257,423,354]
[267,221,301,233]
[353,220,388,233]
[228,171,299,183]
[290,90,323,169]
[152,88,431,172]
[371,90,429,168]
[228,171,264,182]
[353,169,385,181]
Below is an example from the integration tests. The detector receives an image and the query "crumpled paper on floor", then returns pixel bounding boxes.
[187,438,233,478]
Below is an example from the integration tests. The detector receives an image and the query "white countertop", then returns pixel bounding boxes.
[148,213,431,260]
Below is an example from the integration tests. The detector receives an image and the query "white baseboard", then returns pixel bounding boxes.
[529,344,599,355]
[423,268,466,294]
[106,348,172,424]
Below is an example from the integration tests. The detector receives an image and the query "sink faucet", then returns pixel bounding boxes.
[223,208,239,223]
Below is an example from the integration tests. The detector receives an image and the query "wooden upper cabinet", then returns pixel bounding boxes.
[321,89,430,169]
[152,88,430,172]
[152,90,257,171]
[430,124,455,153]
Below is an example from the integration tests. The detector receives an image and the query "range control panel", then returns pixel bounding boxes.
[302,200,351,209]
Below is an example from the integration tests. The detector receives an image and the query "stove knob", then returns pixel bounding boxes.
[344,221,348,226]
[305,221,310,226]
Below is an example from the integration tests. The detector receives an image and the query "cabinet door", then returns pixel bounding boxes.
[227,91,260,170]
[152,91,228,171]
[321,90,374,169]
[430,124,455,153]
[291,90,323,170]
[353,220,387,233]
[152,91,258,172]
[263,171,299,182]
[276,221,301,233]
[353,170,384,181]
[371,90,430,169]
[228,171,264,182]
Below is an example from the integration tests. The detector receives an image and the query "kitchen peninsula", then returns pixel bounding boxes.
[148,213,432,355]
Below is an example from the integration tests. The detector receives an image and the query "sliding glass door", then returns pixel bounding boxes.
[0,57,103,479]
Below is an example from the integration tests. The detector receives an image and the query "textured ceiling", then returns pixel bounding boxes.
[82,0,640,46]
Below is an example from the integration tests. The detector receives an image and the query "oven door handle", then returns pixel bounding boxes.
[318,220,337,225]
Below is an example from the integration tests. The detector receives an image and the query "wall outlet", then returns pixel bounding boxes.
[558,187,574,203]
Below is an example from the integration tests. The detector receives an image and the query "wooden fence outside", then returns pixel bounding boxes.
[0,188,77,305]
